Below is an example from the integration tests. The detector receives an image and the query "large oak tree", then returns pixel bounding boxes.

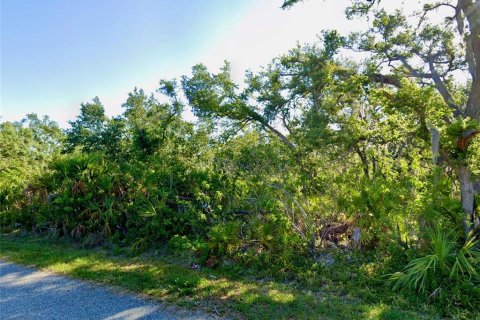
[283,0,480,235]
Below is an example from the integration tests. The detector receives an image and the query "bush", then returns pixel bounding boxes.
[387,228,480,294]
[168,235,194,252]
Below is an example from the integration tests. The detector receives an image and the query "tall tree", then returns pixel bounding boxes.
[0,115,63,219]
[65,97,108,153]
[282,0,480,236]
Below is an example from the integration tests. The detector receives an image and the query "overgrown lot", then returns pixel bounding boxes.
[1,1,480,319]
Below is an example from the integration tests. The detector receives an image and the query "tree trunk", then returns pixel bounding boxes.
[430,127,440,165]
[457,164,475,236]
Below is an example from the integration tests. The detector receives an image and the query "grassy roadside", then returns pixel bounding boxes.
[0,233,439,320]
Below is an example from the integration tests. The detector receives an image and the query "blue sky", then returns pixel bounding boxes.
[1,0,363,127]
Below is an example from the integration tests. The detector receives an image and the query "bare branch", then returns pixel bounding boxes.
[398,56,433,78]
[261,120,296,150]
[427,57,461,112]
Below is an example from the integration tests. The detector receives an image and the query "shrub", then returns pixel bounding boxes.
[387,228,480,294]
[168,235,194,252]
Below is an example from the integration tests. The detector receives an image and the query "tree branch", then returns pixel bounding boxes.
[427,57,462,113]
[368,73,402,88]
[459,0,480,120]
[260,120,296,150]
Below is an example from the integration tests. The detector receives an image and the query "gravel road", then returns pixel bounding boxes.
[0,260,214,320]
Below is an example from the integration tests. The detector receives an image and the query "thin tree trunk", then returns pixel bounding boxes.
[457,164,475,236]
[430,127,440,165]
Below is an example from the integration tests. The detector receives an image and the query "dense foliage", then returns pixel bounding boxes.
[1,0,479,318]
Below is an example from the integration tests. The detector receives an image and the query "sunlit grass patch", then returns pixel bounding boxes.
[0,234,444,320]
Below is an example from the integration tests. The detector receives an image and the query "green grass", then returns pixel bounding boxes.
[0,233,443,319]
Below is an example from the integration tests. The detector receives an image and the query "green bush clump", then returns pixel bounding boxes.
[168,235,194,252]
[388,228,480,313]
[388,229,480,293]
